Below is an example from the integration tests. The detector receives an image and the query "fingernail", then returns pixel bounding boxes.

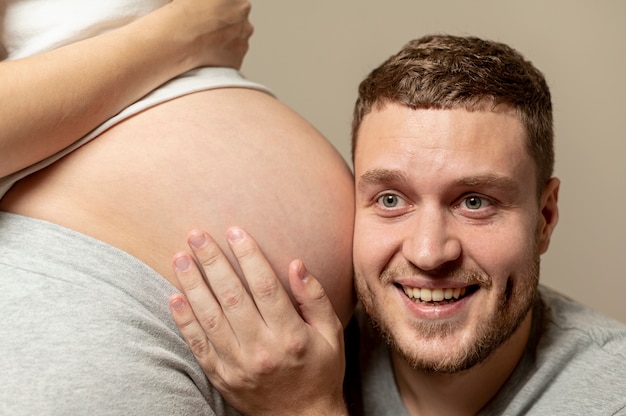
[227,228,245,244]
[296,261,309,282]
[175,256,191,272]
[189,233,207,249]
[171,298,185,311]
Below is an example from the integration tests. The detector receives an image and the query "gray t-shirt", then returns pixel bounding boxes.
[0,212,241,416]
[346,285,626,415]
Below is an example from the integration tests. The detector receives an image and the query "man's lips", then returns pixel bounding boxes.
[398,284,480,304]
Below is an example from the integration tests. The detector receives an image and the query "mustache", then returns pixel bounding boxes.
[380,262,492,288]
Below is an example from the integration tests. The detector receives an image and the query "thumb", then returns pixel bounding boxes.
[288,259,344,342]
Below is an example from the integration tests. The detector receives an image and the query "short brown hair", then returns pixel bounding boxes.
[352,34,554,192]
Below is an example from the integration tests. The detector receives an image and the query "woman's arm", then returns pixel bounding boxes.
[169,228,349,416]
[0,0,252,177]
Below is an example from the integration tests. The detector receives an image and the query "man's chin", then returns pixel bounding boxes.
[390,331,487,374]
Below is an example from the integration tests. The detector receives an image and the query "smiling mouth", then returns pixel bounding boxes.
[399,284,479,305]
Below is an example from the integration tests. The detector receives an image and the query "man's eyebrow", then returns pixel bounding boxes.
[358,168,407,191]
[358,170,519,192]
[456,174,519,192]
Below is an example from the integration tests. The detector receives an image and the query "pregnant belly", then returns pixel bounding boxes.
[0,88,356,323]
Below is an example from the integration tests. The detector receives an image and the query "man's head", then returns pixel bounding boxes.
[352,34,554,195]
[351,35,560,374]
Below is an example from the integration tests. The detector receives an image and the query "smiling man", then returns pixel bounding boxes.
[354,106,547,378]
[346,35,625,415]
[168,35,626,416]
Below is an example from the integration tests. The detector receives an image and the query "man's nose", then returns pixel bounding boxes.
[401,206,461,272]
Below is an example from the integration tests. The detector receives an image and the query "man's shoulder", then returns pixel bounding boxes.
[538,284,626,356]
[532,285,626,406]
[481,286,626,415]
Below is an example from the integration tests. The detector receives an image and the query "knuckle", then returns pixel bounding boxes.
[251,349,279,375]
[249,274,279,299]
[217,285,246,310]
[232,238,256,261]
[178,270,207,292]
[242,1,252,15]
[198,246,223,269]
[224,367,255,391]
[309,279,328,303]
[187,336,211,359]
[198,312,222,332]
[245,22,254,37]
[283,335,307,358]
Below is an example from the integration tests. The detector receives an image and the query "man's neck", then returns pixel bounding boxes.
[391,312,532,416]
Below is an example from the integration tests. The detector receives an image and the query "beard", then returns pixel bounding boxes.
[355,240,540,374]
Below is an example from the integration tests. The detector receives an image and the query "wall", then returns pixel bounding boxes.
[242,0,626,323]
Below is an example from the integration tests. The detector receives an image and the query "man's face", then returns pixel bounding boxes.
[353,104,558,373]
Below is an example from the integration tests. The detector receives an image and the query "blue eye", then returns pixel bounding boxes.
[462,196,489,210]
[379,194,400,208]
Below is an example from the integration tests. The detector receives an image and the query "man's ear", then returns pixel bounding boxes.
[538,178,560,254]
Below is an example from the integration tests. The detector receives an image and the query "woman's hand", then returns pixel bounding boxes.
[169,228,348,416]
[169,0,253,70]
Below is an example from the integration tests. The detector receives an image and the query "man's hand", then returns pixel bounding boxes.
[169,228,348,416]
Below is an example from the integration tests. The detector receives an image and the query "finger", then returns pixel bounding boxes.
[186,230,266,344]
[225,227,301,331]
[169,293,216,371]
[172,251,237,351]
[174,244,250,368]
[288,259,344,348]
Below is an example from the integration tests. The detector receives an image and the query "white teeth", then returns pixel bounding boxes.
[412,288,421,299]
[431,288,444,302]
[453,287,461,299]
[403,286,468,303]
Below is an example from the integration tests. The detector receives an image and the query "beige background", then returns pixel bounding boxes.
[242,0,626,323]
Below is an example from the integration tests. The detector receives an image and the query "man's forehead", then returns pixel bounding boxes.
[353,105,535,195]
[354,105,527,159]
